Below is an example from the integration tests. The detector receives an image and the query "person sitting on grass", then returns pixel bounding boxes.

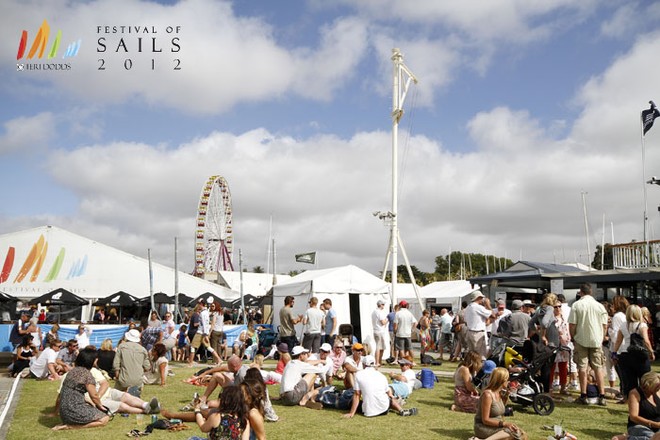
[189,385,250,440]
[343,355,417,418]
[143,342,169,386]
[451,351,482,413]
[388,358,421,402]
[29,338,64,380]
[52,347,111,431]
[470,367,527,440]
[279,346,326,409]
[612,371,660,440]
[52,346,161,417]
[10,334,37,377]
[198,355,249,405]
[343,342,364,389]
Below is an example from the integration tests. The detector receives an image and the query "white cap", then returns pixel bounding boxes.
[362,355,376,367]
[320,343,332,352]
[291,346,309,356]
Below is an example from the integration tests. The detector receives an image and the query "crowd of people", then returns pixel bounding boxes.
[6,286,660,439]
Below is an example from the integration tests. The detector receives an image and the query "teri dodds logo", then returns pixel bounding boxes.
[16,19,81,72]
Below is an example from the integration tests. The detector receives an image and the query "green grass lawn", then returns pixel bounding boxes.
[6,360,646,440]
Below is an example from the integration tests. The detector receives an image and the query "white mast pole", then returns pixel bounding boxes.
[582,191,592,269]
[388,48,420,307]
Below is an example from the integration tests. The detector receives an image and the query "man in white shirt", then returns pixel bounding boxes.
[464,290,496,358]
[343,355,417,418]
[30,339,63,379]
[393,300,417,362]
[75,324,92,350]
[372,300,389,367]
[280,346,326,409]
[388,358,420,399]
[302,297,325,354]
[188,301,221,365]
[438,308,454,360]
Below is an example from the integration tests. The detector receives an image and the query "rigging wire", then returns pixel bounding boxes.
[398,85,419,202]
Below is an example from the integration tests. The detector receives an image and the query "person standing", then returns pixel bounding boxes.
[372,300,389,367]
[279,296,303,353]
[464,291,496,359]
[568,283,608,406]
[322,299,337,345]
[438,308,454,360]
[75,325,92,350]
[209,303,227,361]
[429,309,442,351]
[393,300,417,363]
[188,301,221,366]
[387,304,399,363]
[302,297,324,354]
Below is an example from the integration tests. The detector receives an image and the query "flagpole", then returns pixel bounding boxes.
[642,111,650,268]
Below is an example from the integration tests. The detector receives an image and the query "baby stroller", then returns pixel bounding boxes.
[257,327,278,357]
[337,324,354,354]
[488,334,525,369]
[506,344,570,416]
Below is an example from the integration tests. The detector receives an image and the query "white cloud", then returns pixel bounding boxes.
[0,112,55,155]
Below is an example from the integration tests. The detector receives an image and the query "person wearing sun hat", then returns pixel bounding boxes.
[113,328,150,395]
[464,290,496,358]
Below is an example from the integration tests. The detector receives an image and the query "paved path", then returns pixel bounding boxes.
[0,373,22,439]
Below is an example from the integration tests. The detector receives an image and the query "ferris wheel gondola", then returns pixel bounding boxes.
[194,175,234,276]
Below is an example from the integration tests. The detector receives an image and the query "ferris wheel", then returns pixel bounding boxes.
[194,175,234,276]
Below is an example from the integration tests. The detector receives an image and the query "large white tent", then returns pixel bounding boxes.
[0,225,239,318]
[272,265,390,347]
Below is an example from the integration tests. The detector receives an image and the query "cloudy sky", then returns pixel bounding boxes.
[1,0,660,277]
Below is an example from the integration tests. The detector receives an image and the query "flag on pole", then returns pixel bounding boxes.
[642,101,660,135]
[295,252,316,264]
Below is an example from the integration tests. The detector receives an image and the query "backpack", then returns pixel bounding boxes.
[317,386,355,410]
[496,314,513,337]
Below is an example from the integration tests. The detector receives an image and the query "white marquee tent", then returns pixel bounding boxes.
[0,225,239,318]
[272,265,390,348]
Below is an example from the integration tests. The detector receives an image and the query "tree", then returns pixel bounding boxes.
[434,252,513,280]
[252,266,265,273]
[591,244,614,270]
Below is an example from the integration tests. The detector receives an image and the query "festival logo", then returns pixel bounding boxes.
[16,19,81,71]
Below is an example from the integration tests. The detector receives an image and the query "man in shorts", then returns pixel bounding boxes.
[568,283,608,406]
[393,300,417,362]
[279,346,326,409]
[372,300,389,367]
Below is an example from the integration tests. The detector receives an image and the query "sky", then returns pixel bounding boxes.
[1,0,660,277]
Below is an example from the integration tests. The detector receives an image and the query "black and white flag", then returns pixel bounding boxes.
[642,101,660,135]
[295,252,316,264]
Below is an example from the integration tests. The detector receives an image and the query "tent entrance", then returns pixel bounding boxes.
[349,293,361,342]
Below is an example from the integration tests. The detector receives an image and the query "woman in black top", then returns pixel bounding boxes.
[96,338,115,377]
[625,371,660,440]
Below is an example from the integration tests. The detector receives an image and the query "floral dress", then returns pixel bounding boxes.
[208,413,243,440]
[59,367,106,425]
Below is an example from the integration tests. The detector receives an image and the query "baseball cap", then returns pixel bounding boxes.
[362,355,376,367]
[377,299,386,306]
[352,342,364,351]
[397,358,413,366]
[511,299,523,310]
[320,343,332,352]
[522,299,535,306]
[291,346,309,356]
[399,300,408,307]
[482,360,496,374]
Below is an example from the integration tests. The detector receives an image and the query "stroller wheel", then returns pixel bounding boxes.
[532,393,554,416]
